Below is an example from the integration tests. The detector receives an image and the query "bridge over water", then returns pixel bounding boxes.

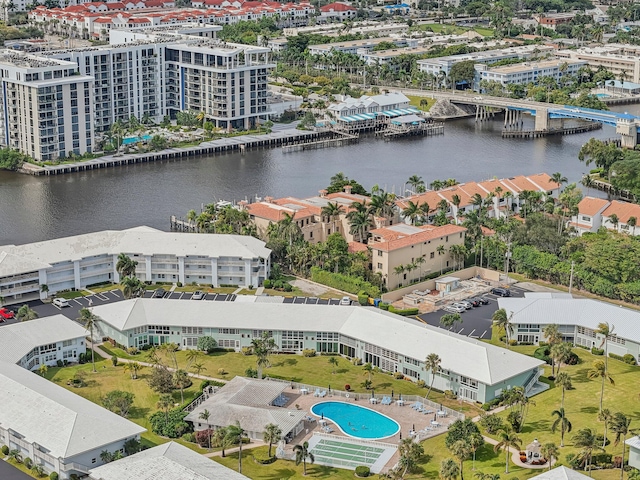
[424,91,640,147]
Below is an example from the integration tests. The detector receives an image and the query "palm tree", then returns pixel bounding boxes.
[595,322,614,373]
[555,372,572,411]
[264,423,282,458]
[425,353,441,399]
[191,362,206,376]
[123,361,143,379]
[609,213,620,231]
[225,422,247,473]
[362,362,374,383]
[449,244,467,270]
[598,409,612,449]
[294,441,315,475]
[588,360,615,412]
[440,458,460,480]
[468,432,484,471]
[403,201,423,225]
[347,210,371,243]
[581,174,594,196]
[213,427,229,457]
[369,192,396,221]
[551,408,572,447]
[199,409,212,449]
[573,428,602,475]
[437,244,446,274]
[540,443,558,471]
[157,393,173,423]
[16,304,38,322]
[121,276,144,299]
[551,172,568,190]
[628,216,637,235]
[406,174,425,195]
[494,427,521,473]
[77,308,98,372]
[328,356,339,374]
[398,437,424,477]
[174,369,189,403]
[321,202,344,234]
[116,253,138,278]
[551,343,572,377]
[251,332,277,379]
[611,412,633,480]
[450,439,471,480]
[492,309,513,348]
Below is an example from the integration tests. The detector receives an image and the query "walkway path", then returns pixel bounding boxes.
[203,440,266,458]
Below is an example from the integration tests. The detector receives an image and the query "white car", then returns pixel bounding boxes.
[458,300,473,310]
[444,304,465,314]
[340,296,352,305]
[53,298,70,308]
[192,291,204,300]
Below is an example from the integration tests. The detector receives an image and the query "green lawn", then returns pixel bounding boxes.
[407,95,436,112]
[44,358,207,452]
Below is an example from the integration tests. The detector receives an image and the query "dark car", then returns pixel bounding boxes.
[491,287,511,297]
[153,288,166,298]
[467,298,481,307]
[478,296,491,305]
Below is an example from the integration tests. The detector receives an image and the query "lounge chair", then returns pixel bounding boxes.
[320,390,327,398]
[411,402,422,410]
[313,388,321,397]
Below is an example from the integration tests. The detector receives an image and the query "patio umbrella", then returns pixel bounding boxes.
[328,385,331,393]
[371,390,375,398]
[321,413,324,420]
[433,414,437,422]
[412,424,415,431]
[391,390,394,399]
[399,432,402,440]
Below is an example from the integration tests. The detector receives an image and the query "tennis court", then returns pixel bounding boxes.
[306,434,397,473]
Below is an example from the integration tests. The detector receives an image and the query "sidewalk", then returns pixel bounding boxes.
[202,440,265,458]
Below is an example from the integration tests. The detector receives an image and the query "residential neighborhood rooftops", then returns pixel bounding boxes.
[369,224,467,252]
[92,299,543,385]
[89,441,250,480]
[0,362,146,459]
[319,2,356,11]
[601,199,640,223]
[577,196,610,216]
[0,316,87,364]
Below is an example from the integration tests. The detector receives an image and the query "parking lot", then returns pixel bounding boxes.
[0,289,352,328]
[417,285,528,339]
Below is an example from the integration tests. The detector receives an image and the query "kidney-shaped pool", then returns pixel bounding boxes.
[311,401,400,440]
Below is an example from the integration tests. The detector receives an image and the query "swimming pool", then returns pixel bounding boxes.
[122,134,152,145]
[311,401,400,440]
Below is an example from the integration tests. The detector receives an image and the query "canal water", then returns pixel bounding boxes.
[1,103,639,245]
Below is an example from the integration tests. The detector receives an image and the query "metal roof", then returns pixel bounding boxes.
[89,441,251,480]
[92,299,543,386]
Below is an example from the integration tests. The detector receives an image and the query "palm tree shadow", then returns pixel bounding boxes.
[262,467,296,479]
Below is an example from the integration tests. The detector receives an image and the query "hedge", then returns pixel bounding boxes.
[591,347,604,356]
[534,346,551,364]
[310,267,380,297]
[388,306,419,316]
[355,466,370,477]
[609,352,637,365]
[253,454,277,465]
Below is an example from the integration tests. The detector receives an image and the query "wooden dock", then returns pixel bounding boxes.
[379,122,444,140]
[281,132,359,152]
[501,122,602,138]
[170,216,200,232]
[21,129,325,176]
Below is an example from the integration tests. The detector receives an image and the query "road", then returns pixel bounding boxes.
[0,460,33,480]
[417,285,528,339]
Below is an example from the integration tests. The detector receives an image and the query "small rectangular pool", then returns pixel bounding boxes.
[122,134,152,145]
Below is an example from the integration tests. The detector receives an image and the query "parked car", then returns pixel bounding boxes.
[491,287,511,297]
[340,296,352,305]
[53,298,70,308]
[444,304,466,313]
[153,288,166,298]
[467,298,481,307]
[458,300,473,310]
[0,307,15,319]
[478,296,491,305]
[192,291,204,300]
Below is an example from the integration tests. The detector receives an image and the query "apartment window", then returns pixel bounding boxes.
[430,252,435,259]
[377,250,383,256]
[377,262,383,269]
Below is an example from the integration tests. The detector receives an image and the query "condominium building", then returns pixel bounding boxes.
[91,298,545,403]
[556,44,640,84]
[369,224,467,290]
[571,197,640,235]
[0,226,271,305]
[477,59,587,90]
[0,52,94,160]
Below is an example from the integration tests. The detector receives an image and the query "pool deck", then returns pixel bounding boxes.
[280,387,457,472]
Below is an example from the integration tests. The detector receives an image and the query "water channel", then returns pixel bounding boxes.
[1,103,639,245]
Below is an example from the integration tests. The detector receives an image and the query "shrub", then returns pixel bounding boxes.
[195,429,214,448]
[595,434,610,447]
[355,466,371,477]
[111,355,118,367]
[24,457,32,469]
[2,445,9,455]
[217,368,227,376]
[241,346,253,356]
[357,291,369,306]
[344,384,351,391]
[197,336,218,353]
[182,432,196,443]
[592,453,612,465]
[254,453,277,465]
[417,379,426,388]
[302,348,316,357]
[393,372,404,380]
[263,279,272,288]
[566,352,580,365]
[444,390,457,399]
[534,346,552,364]
[176,282,182,287]
[149,409,191,438]
[56,360,63,367]
[509,339,518,346]
[245,367,258,378]
[310,267,380,297]
[50,473,59,480]
[127,347,139,355]
[591,347,604,356]
[609,352,637,365]
[379,303,389,311]
[388,306,419,316]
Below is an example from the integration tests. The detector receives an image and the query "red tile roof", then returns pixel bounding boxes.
[369,224,466,252]
[320,2,356,11]
[348,242,369,254]
[601,200,640,224]
[577,196,610,217]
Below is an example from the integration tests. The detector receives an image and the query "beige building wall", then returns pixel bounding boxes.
[371,229,466,290]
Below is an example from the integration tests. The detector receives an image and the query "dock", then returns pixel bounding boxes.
[21,129,325,176]
[281,132,359,152]
[501,122,602,138]
[378,122,444,140]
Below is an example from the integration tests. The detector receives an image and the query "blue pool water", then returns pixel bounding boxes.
[311,401,400,440]
[596,93,611,98]
[122,134,152,145]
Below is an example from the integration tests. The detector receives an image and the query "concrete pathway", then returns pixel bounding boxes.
[232,287,244,295]
[255,287,264,296]
[203,440,266,458]
[170,283,177,292]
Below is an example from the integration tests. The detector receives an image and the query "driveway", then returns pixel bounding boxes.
[417,285,529,339]
[0,460,34,480]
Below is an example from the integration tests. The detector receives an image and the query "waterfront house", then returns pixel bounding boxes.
[570,196,610,234]
[570,197,640,236]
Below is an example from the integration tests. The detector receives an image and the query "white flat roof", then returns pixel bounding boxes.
[498,294,640,344]
[0,362,145,459]
[0,227,271,275]
[0,315,87,364]
[92,299,543,385]
[89,441,250,480]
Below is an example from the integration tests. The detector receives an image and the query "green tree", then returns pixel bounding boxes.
[492,309,513,348]
[263,423,282,458]
[555,372,572,411]
[226,421,248,473]
[251,332,277,379]
[611,412,633,480]
[16,304,38,321]
[294,441,315,475]
[493,426,521,473]
[328,356,339,374]
[77,308,98,373]
[440,458,460,480]
[123,361,143,380]
[450,440,472,480]
[540,443,559,471]
[573,428,603,474]
[598,409,612,450]
[197,336,217,353]
[121,276,144,299]
[213,427,229,457]
[398,437,424,477]
[116,253,138,278]
[425,352,441,399]
[102,390,135,417]
[551,408,572,447]
[578,138,624,175]
[362,362,374,383]
[587,360,614,412]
